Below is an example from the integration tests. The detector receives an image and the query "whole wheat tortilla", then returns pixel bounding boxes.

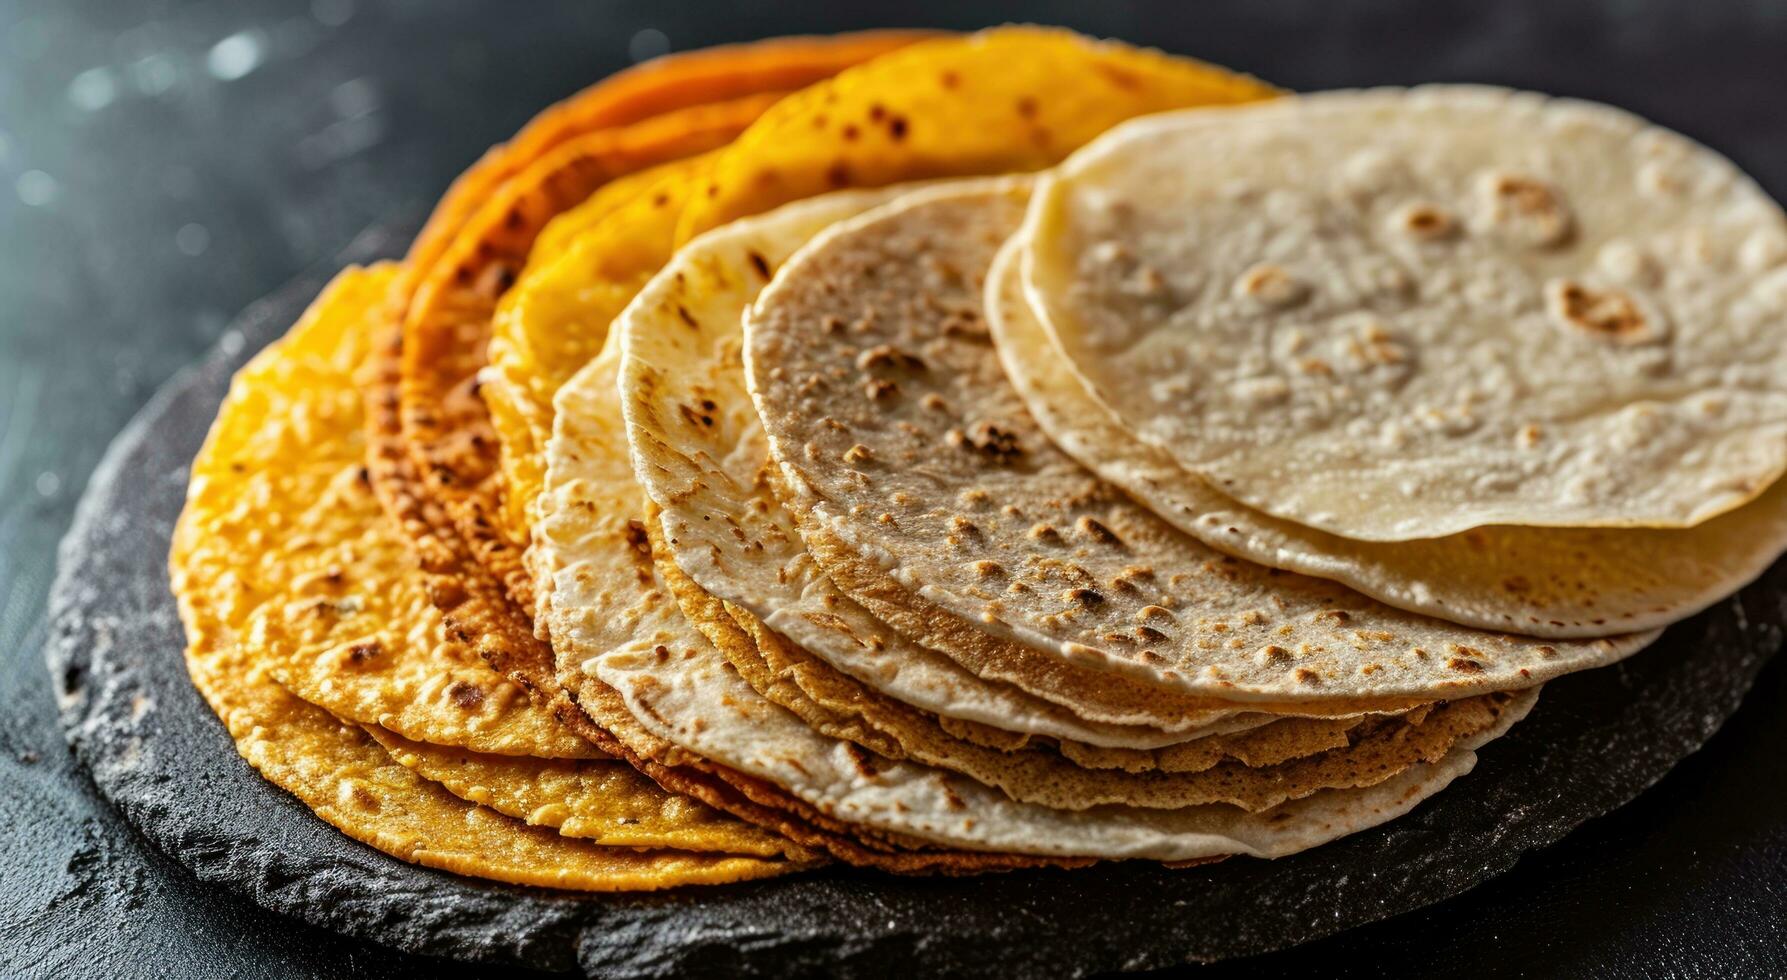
[169,266,802,887]
[653,511,1506,811]
[532,346,1082,873]
[617,186,1273,747]
[619,186,1434,738]
[745,181,1657,702]
[584,616,1537,859]
[534,343,1533,856]
[989,237,1787,637]
[1025,86,1787,541]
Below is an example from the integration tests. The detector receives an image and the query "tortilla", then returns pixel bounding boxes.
[364,726,793,855]
[256,491,600,760]
[745,181,1657,703]
[486,154,720,554]
[989,237,1787,636]
[536,339,1518,860]
[169,266,801,887]
[396,95,777,613]
[533,348,1080,872]
[676,25,1277,240]
[584,614,1538,859]
[1024,86,1787,541]
[403,30,932,322]
[381,33,921,628]
[614,187,1424,753]
[654,509,1506,810]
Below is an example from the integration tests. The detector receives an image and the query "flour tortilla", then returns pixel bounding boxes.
[533,345,1080,872]
[586,619,1537,859]
[989,236,1787,637]
[617,187,1428,741]
[1025,86,1787,541]
[653,514,1510,812]
[745,181,1656,702]
[169,266,801,887]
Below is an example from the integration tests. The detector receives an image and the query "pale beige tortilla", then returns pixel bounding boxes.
[987,235,1787,637]
[1024,86,1787,541]
[653,512,1512,811]
[584,615,1538,859]
[744,181,1656,702]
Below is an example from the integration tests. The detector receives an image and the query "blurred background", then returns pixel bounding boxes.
[3,1,1784,977]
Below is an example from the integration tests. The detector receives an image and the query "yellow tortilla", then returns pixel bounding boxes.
[169,265,805,887]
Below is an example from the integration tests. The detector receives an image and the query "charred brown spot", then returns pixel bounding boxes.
[346,641,382,665]
[747,250,772,279]
[676,305,699,329]
[1448,657,1485,673]
[1547,280,1654,343]
[1074,515,1121,546]
[947,419,1022,463]
[447,680,486,710]
[842,741,881,778]
[623,520,652,558]
[855,344,926,372]
[1064,587,1106,608]
[862,378,898,401]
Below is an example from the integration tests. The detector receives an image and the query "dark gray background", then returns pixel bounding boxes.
[2,1,1784,977]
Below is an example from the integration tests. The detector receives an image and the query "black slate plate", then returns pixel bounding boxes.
[44,228,1785,978]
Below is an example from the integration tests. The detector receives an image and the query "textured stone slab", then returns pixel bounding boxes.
[45,229,1784,977]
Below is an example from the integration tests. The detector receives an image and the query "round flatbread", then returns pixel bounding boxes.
[618,187,1425,740]
[584,614,1537,860]
[745,181,1656,702]
[170,266,801,887]
[988,236,1787,637]
[1024,86,1787,540]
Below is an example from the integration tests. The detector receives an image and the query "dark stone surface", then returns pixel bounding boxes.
[8,1,1787,977]
[40,124,1787,980]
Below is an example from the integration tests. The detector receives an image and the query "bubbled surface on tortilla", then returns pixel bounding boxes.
[745,184,1656,702]
[1025,87,1787,540]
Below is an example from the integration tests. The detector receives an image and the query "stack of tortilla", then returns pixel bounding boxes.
[170,28,1787,887]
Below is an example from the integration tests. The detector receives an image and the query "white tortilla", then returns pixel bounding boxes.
[1024,86,1787,540]
[586,629,1537,859]
[988,235,1787,637]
